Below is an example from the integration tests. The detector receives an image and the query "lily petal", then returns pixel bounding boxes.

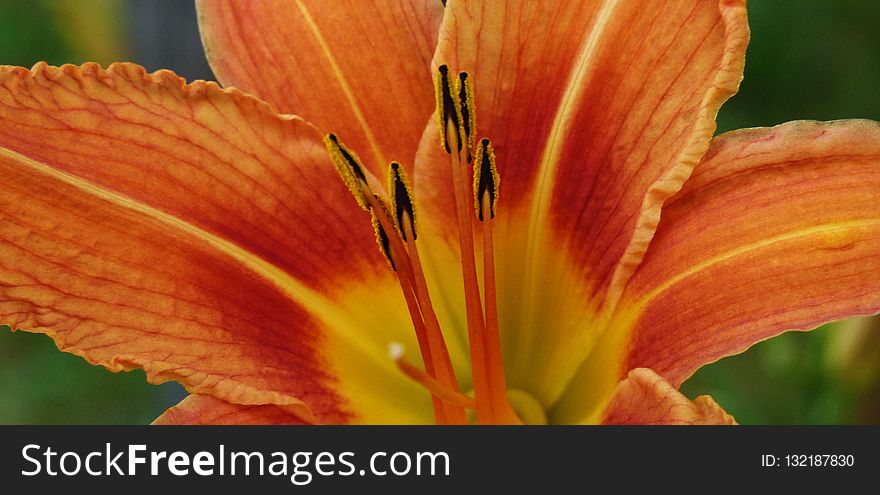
[0,63,435,424]
[153,395,306,425]
[554,120,880,423]
[602,368,736,425]
[195,0,443,174]
[416,0,749,406]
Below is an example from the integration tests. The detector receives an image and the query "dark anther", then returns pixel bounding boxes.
[329,133,367,183]
[390,162,417,241]
[437,65,461,154]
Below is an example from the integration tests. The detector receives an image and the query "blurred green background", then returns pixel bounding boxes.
[1,1,879,424]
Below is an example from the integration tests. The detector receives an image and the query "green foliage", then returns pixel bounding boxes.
[0,326,182,424]
[0,1,74,66]
[681,325,856,424]
[718,0,880,131]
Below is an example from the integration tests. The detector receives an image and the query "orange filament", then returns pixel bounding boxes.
[389,250,448,424]
[400,215,462,387]
[446,121,516,424]
[481,192,521,424]
[400,211,468,424]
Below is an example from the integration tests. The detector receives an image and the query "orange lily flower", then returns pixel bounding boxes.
[2,0,879,425]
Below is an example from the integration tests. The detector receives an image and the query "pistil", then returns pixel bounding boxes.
[389,343,476,411]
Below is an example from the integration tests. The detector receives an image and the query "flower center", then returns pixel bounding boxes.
[323,66,520,424]
[506,390,548,425]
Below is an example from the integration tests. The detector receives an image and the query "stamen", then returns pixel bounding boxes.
[390,343,476,411]
[370,210,396,271]
[473,138,500,221]
[327,68,524,424]
[388,162,417,241]
[434,65,460,155]
[447,117,497,422]
[324,133,371,211]
[435,66,519,424]
[475,138,519,424]
[457,72,476,163]
[384,162,459,409]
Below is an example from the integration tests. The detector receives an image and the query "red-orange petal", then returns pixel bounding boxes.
[0,63,390,293]
[415,0,749,404]
[602,368,736,425]
[0,63,432,424]
[1,146,337,423]
[153,395,307,425]
[196,0,443,175]
[624,120,880,383]
[553,120,880,422]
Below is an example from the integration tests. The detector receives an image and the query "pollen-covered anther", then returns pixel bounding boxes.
[388,161,417,241]
[473,138,500,221]
[370,202,396,271]
[324,133,371,211]
[434,65,461,155]
[456,72,476,163]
